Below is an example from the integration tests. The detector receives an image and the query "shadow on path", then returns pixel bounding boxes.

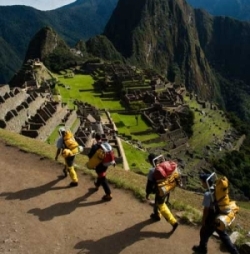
[28,188,102,221]
[0,176,66,200]
[74,219,175,254]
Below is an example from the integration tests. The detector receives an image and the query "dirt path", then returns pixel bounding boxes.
[0,141,223,254]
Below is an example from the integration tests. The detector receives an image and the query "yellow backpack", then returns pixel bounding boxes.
[213,176,239,230]
[157,170,181,197]
[63,130,79,150]
[62,130,80,157]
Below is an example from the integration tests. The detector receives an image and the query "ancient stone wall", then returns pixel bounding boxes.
[0,88,27,119]
[1,92,47,133]
[36,105,70,141]
[0,85,10,96]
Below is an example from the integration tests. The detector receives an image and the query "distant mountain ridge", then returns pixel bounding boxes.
[3,0,250,124]
[102,0,250,122]
[187,0,250,21]
[0,0,118,83]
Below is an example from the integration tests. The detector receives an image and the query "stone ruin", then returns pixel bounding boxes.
[1,60,242,173]
[0,85,123,166]
[80,61,243,177]
[0,84,72,141]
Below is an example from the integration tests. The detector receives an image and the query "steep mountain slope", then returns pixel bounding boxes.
[104,0,217,99]
[194,9,250,121]
[85,35,124,61]
[8,26,81,87]
[0,37,21,84]
[0,0,118,83]
[187,0,250,21]
[103,0,250,122]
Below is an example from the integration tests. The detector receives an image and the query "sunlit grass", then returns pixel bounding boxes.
[111,113,158,141]
[56,74,124,110]
[185,96,231,150]
[122,141,149,173]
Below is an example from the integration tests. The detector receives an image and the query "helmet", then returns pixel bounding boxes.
[58,126,66,136]
[78,146,84,153]
[61,149,73,158]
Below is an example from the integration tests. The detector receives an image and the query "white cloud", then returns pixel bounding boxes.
[0,0,76,11]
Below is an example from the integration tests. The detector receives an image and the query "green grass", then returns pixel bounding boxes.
[186,96,231,150]
[122,141,149,173]
[47,125,63,144]
[57,74,124,110]
[111,113,158,141]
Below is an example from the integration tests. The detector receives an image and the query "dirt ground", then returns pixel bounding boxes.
[0,141,224,254]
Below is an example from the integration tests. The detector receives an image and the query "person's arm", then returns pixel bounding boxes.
[88,144,99,158]
[146,180,155,199]
[201,191,211,226]
[146,168,156,199]
[88,146,95,159]
[55,148,61,160]
[201,207,210,226]
[55,138,63,160]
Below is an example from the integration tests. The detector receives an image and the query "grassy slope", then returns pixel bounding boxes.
[58,74,123,110]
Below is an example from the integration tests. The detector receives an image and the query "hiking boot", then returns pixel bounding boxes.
[150,213,161,221]
[102,194,112,201]
[63,168,68,178]
[192,245,207,254]
[69,182,78,187]
[171,222,179,232]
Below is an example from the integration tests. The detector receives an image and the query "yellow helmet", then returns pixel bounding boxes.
[62,149,73,158]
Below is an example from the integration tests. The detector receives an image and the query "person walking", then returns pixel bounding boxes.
[55,127,79,187]
[88,133,113,201]
[146,153,168,221]
[192,173,239,254]
[146,153,179,232]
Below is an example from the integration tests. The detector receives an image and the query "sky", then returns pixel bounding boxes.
[0,0,76,11]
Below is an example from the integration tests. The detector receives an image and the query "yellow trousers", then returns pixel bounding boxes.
[64,156,78,183]
[158,203,177,226]
[68,166,78,183]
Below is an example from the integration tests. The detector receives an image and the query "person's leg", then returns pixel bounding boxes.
[216,229,239,254]
[193,219,215,253]
[66,156,78,186]
[100,176,111,195]
[150,195,161,221]
[95,164,112,201]
[156,194,178,231]
[63,159,68,177]
[99,175,112,201]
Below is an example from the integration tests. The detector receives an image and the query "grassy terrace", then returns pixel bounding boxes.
[57,74,123,110]
[54,73,237,176]
[55,73,159,173]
